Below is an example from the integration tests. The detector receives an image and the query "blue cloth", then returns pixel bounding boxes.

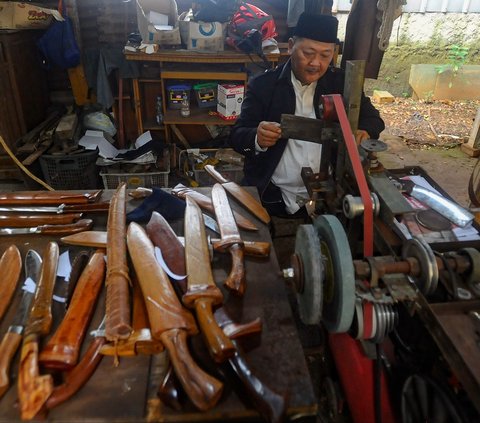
[126,188,186,223]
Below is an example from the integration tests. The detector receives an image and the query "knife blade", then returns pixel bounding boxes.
[183,196,235,363]
[0,245,22,322]
[211,183,246,296]
[0,250,42,398]
[0,203,109,214]
[0,213,83,227]
[0,219,93,236]
[204,165,270,225]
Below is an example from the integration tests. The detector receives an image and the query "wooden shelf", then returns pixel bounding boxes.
[161,70,246,81]
[163,107,235,125]
[143,118,164,130]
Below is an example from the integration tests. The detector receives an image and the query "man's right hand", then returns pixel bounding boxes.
[257,121,282,149]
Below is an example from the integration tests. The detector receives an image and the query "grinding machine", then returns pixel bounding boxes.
[281,62,480,423]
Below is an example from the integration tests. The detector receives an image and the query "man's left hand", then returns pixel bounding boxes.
[355,130,370,145]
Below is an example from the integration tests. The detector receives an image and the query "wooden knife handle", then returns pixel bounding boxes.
[204,165,229,184]
[212,239,270,257]
[38,219,93,235]
[0,331,22,399]
[160,328,223,411]
[194,298,235,363]
[229,344,286,423]
[39,250,105,370]
[19,336,54,420]
[224,244,246,296]
[0,245,21,322]
[46,336,105,410]
[26,242,59,337]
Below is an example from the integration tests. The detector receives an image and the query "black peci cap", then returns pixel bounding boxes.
[293,13,338,43]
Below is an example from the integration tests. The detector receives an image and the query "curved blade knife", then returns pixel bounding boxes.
[0,250,42,398]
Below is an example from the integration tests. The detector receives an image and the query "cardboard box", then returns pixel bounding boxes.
[0,2,61,29]
[179,20,226,52]
[217,84,244,120]
[136,0,181,45]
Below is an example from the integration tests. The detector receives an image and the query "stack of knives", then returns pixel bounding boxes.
[0,172,286,422]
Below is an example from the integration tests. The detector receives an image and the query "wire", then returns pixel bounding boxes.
[0,136,55,191]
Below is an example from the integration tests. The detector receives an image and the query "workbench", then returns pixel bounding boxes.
[0,188,317,422]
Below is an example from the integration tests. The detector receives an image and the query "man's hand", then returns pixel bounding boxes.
[355,129,370,145]
[257,121,282,149]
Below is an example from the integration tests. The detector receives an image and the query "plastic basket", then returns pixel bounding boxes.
[193,82,217,108]
[39,150,99,190]
[166,83,191,109]
[100,168,170,189]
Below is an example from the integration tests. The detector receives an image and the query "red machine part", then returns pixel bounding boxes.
[329,333,397,423]
[328,94,374,257]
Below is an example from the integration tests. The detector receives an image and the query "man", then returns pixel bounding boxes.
[229,13,385,217]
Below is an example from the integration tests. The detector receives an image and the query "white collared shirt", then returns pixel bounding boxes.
[271,71,322,213]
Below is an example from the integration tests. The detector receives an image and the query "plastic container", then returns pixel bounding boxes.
[100,170,169,189]
[193,82,218,108]
[166,83,191,109]
[39,149,99,190]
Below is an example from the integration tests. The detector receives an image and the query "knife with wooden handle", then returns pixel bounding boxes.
[0,190,102,205]
[172,183,258,231]
[39,249,105,370]
[183,197,236,362]
[211,184,246,296]
[0,219,93,236]
[0,213,83,227]
[204,165,270,225]
[0,250,41,399]
[61,230,270,258]
[0,245,22,323]
[18,242,59,420]
[127,222,223,411]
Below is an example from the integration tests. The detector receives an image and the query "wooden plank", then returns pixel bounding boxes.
[372,90,395,104]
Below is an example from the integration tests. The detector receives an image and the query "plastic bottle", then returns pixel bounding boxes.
[180,94,190,118]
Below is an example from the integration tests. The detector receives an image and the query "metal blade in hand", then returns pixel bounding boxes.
[211,184,242,246]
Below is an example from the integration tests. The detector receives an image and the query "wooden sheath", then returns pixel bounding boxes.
[39,249,105,370]
[0,245,22,322]
[105,183,132,341]
[19,242,59,420]
[172,184,258,231]
[127,222,223,411]
[0,190,102,205]
[0,213,82,228]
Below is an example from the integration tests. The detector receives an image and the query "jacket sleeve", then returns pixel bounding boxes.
[358,93,385,139]
[228,75,266,159]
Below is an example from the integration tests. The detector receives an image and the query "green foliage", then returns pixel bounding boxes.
[434,44,469,88]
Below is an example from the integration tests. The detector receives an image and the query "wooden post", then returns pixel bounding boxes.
[461,107,480,157]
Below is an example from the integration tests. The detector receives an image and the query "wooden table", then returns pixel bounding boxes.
[0,189,317,422]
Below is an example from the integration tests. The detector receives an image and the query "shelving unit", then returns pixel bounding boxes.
[126,48,286,147]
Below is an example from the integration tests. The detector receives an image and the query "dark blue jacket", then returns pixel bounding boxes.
[228,60,385,204]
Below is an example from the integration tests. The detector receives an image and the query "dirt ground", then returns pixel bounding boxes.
[375,98,480,207]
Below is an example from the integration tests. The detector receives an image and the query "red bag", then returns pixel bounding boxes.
[226,2,277,51]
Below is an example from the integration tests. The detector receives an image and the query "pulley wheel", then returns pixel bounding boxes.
[415,209,451,231]
[402,237,438,296]
[313,215,355,333]
[360,139,388,153]
[458,247,480,297]
[294,225,324,325]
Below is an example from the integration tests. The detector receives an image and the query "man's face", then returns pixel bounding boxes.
[288,37,335,85]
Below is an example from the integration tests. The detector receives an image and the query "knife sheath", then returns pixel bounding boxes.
[127,222,223,411]
[46,336,106,410]
[0,213,82,228]
[39,249,105,370]
[19,242,59,420]
[0,190,102,205]
[172,184,258,231]
[105,183,132,341]
[0,245,22,322]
